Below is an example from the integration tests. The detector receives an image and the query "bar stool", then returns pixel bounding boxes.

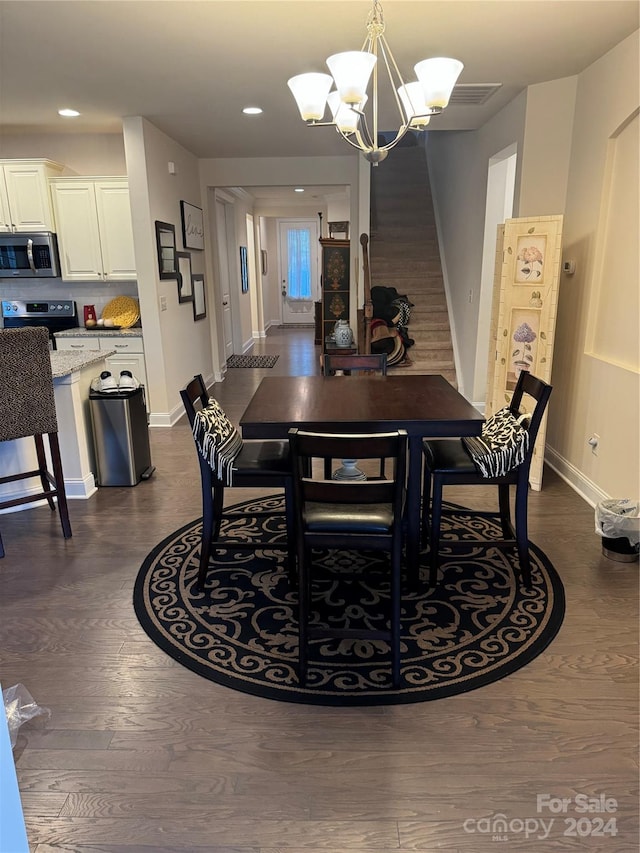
[0,327,71,557]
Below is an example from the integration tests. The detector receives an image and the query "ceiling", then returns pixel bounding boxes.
[0,0,637,161]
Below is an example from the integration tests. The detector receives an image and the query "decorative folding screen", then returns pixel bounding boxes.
[485,215,563,491]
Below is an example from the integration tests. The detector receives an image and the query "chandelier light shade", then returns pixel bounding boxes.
[414,57,465,109]
[287,0,463,164]
[326,51,377,105]
[397,82,431,129]
[328,91,368,134]
[288,72,334,122]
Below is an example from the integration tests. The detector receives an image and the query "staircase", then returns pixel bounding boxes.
[369,145,456,385]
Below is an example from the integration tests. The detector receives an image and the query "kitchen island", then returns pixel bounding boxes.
[0,349,113,505]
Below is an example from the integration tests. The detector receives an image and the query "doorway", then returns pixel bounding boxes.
[473,144,517,401]
[214,192,238,361]
[277,219,319,325]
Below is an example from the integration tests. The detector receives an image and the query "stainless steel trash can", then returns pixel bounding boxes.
[89,387,154,486]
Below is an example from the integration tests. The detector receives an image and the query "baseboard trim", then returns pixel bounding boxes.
[545,445,609,508]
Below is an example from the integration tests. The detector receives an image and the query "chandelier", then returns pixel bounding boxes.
[287,0,463,164]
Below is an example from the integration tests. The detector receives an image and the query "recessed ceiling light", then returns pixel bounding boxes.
[242,107,263,115]
[58,108,80,117]
[294,188,305,193]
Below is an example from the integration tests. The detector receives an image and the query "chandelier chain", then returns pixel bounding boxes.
[366,0,386,39]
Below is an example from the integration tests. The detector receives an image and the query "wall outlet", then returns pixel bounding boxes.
[160,295,167,312]
[588,433,600,455]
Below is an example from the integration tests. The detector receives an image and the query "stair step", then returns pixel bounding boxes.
[371,245,440,259]
[409,302,449,312]
[405,327,451,342]
[371,277,445,291]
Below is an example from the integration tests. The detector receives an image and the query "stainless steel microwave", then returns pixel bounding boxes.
[0,232,60,277]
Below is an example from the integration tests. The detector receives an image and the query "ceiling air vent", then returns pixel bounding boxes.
[449,84,502,106]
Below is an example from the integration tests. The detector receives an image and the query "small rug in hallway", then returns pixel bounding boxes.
[133,495,565,706]
[227,354,279,368]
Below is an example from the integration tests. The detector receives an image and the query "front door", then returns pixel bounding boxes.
[278,219,319,325]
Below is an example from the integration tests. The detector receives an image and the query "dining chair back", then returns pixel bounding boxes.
[0,327,71,557]
[322,352,388,478]
[289,427,407,687]
[323,352,387,376]
[421,370,552,587]
[181,374,295,591]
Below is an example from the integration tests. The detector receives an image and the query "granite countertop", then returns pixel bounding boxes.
[54,327,143,339]
[50,349,115,378]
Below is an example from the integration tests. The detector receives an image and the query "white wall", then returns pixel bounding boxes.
[427,30,639,502]
[519,77,577,217]
[0,133,127,175]
[546,30,640,501]
[427,91,527,400]
[123,117,213,426]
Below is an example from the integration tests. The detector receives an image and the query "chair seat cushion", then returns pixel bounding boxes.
[234,440,291,476]
[423,438,477,475]
[304,502,394,534]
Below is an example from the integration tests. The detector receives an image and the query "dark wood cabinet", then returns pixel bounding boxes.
[320,238,350,351]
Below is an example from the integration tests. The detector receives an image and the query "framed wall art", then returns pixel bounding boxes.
[176,251,193,303]
[192,274,206,321]
[180,201,204,251]
[239,246,249,293]
[155,221,176,279]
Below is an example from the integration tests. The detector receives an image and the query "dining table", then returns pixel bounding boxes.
[240,373,484,580]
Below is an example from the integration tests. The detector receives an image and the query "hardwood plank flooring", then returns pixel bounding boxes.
[1,327,637,852]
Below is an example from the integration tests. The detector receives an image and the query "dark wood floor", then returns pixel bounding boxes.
[1,328,638,852]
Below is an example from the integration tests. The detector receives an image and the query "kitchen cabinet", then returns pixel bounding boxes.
[55,335,148,408]
[49,177,136,282]
[0,159,64,232]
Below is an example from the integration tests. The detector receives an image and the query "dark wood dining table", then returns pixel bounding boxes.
[240,374,484,578]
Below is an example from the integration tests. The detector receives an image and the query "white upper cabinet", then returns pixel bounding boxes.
[0,159,64,232]
[50,177,136,282]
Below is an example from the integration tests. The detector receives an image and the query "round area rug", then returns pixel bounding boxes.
[133,495,565,706]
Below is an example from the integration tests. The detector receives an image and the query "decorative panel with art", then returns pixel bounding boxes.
[320,238,350,347]
[485,215,563,490]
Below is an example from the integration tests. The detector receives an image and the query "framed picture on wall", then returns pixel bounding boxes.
[176,251,193,303]
[155,221,176,279]
[240,246,249,293]
[180,201,204,251]
[192,274,206,321]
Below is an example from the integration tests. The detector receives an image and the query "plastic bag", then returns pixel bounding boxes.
[2,683,51,748]
[595,499,640,546]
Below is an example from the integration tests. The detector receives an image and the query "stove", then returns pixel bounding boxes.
[1,299,79,349]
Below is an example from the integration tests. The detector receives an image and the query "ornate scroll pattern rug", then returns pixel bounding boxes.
[133,496,565,706]
[226,355,279,368]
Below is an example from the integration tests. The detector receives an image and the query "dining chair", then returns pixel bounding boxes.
[421,370,552,588]
[0,327,71,557]
[322,352,388,479]
[181,374,295,591]
[289,428,407,687]
[323,352,387,376]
